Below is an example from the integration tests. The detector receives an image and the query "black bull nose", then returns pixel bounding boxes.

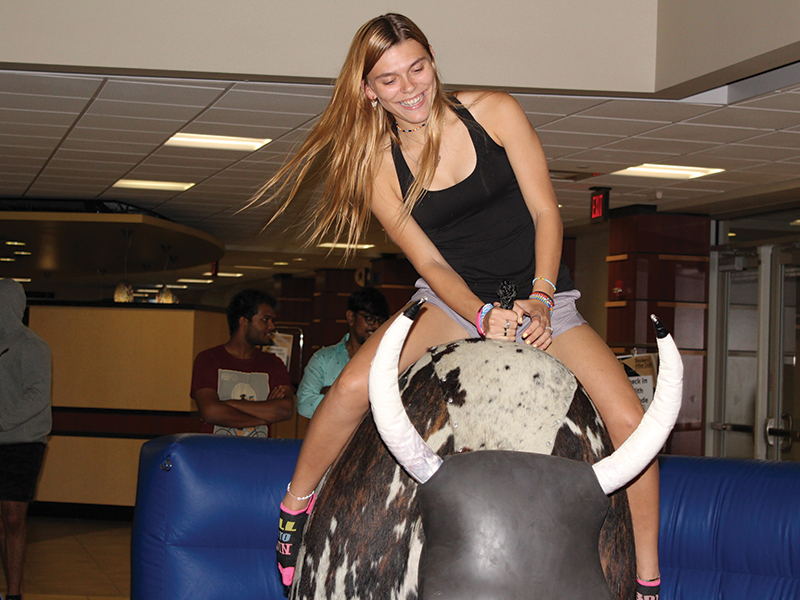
[418,451,612,600]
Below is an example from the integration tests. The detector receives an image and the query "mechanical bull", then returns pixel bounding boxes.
[291,301,682,600]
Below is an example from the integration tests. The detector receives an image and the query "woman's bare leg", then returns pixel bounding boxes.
[549,324,660,581]
[282,303,469,511]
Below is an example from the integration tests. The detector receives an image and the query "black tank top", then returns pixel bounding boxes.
[391,101,573,303]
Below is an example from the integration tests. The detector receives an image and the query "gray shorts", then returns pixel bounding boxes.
[409,278,587,342]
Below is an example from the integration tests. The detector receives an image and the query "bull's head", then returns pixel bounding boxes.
[368,300,683,600]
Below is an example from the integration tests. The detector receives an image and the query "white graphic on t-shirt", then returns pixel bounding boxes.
[214,369,271,437]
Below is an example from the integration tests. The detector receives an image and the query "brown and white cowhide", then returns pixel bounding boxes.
[292,338,635,600]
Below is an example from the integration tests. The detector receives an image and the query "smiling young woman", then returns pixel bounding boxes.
[254,13,662,599]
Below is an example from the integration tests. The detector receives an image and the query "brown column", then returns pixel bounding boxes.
[605,212,709,456]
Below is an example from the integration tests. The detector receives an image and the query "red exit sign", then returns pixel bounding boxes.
[590,187,610,222]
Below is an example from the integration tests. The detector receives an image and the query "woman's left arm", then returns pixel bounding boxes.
[468,92,563,348]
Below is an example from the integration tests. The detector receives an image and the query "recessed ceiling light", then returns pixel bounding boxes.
[113,179,195,191]
[202,271,243,277]
[611,164,724,179]
[292,258,306,262]
[177,278,214,284]
[234,265,273,270]
[317,243,376,250]
[165,133,272,151]
[5,241,25,246]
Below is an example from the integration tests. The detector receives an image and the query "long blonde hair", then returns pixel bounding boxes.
[250,13,452,254]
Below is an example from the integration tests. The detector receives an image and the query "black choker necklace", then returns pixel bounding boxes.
[396,121,427,133]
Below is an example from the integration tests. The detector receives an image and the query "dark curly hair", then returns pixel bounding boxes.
[226,289,277,334]
[347,287,390,319]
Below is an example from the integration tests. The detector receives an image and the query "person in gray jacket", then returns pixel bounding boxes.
[0,279,52,600]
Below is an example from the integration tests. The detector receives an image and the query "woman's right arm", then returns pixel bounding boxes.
[370,153,517,339]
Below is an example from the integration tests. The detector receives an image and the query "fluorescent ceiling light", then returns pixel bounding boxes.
[0,257,15,262]
[113,179,195,191]
[12,278,31,283]
[791,220,800,227]
[136,288,160,293]
[202,271,243,277]
[14,251,31,256]
[234,265,273,270]
[273,261,289,266]
[317,242,375,250]
[611,164,724,179]
[177,278,214,284]
[165,133,272,151]
[5,241,25,246]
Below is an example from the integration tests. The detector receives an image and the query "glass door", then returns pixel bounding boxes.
[709,249,762,458]
[772,249,800,461]
[708,243,800,461]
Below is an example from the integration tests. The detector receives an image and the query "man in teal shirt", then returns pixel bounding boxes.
[297,288,389,418]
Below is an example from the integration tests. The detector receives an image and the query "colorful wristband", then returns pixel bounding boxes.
[533,277,556,293]
[528,291,554,314]
[476,303,493,337]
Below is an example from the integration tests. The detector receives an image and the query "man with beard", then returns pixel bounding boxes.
[191,289,294,436]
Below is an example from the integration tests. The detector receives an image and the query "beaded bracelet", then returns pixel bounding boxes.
[287,482,315,502]
[533,277,556,293]
[475,302,494,337]
[529,291,554,315]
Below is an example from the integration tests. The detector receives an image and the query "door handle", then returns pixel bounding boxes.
[766,414,795,450]
[711,422,755,433]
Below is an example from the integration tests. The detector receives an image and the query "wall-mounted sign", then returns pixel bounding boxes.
[590,187,611,222]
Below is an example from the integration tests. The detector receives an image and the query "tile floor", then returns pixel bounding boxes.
[0,517,131,600]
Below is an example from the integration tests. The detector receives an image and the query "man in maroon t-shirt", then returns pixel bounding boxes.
[191,289,294,437]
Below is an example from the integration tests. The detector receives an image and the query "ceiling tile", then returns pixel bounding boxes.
[737,91,800,112]
[0,93,89,113]
[0,134,60,149]
[98,79,227,105]
[600,136,716,155]
[86,99,205,121]
[0,72,102,98]
[537,130,622,149]
[0,108,80,127]
[539,116,661,136]
[687,106,800,130]
[639,123,761,144]
[180,122,292,140]
[511,94,605,115]
[577,99,717,122]
[75,114,183,133]
[214,89,329,114]
[736,131,800,149]
[196,107,315,130]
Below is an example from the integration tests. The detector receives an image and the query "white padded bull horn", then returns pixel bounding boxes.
[368,300,443,484]
[593,315,683,495]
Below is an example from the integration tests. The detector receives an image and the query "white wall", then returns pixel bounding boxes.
[656,0,800,94]
[1,1,656,92]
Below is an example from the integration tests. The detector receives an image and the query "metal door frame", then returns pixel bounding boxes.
[707,241,792,459]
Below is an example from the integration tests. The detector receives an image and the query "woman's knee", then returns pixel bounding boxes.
[329,364,370,410]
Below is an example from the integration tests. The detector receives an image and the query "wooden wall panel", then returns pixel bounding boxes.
[36,436,146,506]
